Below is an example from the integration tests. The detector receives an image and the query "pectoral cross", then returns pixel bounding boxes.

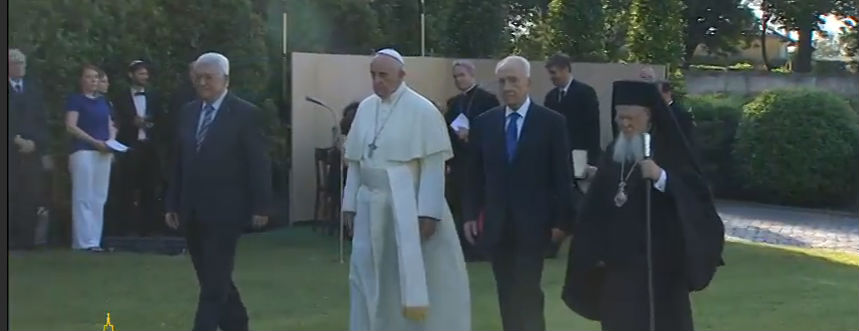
[368,143,378,158]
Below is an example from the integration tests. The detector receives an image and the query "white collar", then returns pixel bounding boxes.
[203,89,229,110]
[561,78,573,92]
[462,83,477,94]
[9,77,22,85]
[505,97,531,118]
[131,85,146,94]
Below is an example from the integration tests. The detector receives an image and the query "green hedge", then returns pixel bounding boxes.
[687,93,746,196]
[733,89,859,207]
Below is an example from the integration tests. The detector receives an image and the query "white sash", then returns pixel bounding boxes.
[386,165,430,319]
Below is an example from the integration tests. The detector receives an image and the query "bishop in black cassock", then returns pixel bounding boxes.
[562,80,725,331]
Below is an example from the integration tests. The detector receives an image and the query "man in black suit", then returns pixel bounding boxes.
[165,52,272,331]
[113,60,165,236]
[444,59,499,261]
[543,53,601,164]
[542,53,600,258]
[8,49,49,250]
[464,55,574,331]
[658,80,696,150]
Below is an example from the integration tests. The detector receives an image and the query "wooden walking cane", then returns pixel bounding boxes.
[643,132,656,331]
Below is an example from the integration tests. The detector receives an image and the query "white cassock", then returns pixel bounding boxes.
[342,83,471,331]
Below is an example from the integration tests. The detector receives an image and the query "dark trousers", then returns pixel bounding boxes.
[9,153,43,249]
[114,140,163,236]
[489,220,547,331]
[184,217,248,331]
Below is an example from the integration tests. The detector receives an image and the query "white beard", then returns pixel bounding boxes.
[612,132,644,164]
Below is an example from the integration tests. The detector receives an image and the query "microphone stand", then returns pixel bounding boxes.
[643,132,655,331]
[305,96,345,264]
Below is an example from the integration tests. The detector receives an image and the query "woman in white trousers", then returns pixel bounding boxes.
[64,65,117,251]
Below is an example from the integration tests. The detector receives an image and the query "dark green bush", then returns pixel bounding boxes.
[733,88,859,207]
[686,93,746,196]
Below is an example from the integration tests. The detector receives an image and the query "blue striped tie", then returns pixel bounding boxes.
[196,104,216,151]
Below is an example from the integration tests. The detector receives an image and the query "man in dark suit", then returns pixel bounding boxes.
[444,59,499,261]
[464,55,574,331]
[165,52,272,331]
[113,60,165,236]
[8,49,49,250]
[658,80,696,150]
[543,53,601,164]
[542,53,600,258]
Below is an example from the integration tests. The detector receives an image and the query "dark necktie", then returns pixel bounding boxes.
[134,91,146,96]
[196,104,216,151]
[558,89,566,103]
[506,112,521,163]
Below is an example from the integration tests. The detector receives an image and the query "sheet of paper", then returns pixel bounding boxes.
[105,139,129,153]
[450,113,469,131]
[572,149,588,178]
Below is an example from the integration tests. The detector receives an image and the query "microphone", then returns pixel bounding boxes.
[305,96,339,148]
[643,132,652,159]
[305,96,332,111]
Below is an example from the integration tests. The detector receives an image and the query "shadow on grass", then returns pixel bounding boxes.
[8,228,859,331]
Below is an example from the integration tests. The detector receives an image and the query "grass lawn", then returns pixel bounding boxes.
[9,227,859,331]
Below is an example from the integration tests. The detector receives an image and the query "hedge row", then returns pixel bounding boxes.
[686,89,859,209]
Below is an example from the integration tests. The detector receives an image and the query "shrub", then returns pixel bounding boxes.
[686,93,746,196]
[733,88,859,207]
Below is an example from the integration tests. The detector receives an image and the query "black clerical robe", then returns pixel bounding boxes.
[562,143,724,331]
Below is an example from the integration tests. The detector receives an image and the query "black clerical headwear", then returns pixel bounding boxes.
[611,80,701,175]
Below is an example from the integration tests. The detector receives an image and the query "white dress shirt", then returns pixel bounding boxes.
[131,86,148,140]
[504,96,531,138]
[558,78,573,102]
[197,89,229,134]
[654,169,667,192]
[9,78,23,93]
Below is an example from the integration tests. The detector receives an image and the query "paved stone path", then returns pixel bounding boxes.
[717,200,859,253]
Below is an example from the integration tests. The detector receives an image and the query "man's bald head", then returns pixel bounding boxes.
[370,52,405,99]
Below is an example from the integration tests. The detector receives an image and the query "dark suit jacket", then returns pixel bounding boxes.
[8,79,49,157]
[466,101,575,249]
[165,93,273,226]
[544,79,601,165]
[112,88,164,146]
[444,85,499,174]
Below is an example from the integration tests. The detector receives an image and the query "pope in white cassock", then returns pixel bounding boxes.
[341,48,472,331]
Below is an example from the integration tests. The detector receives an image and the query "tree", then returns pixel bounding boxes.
[371,0,421,55]
[814,33,844,58]
[683,0,757,67]
[840,21,859,71]
[545,0,606,61]
[759,0,856,72]
[508,3,553,59]
[442,0,509,58]
[627,0,687,67]
[604,0,633,61]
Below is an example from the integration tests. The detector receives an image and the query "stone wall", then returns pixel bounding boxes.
[686,70,859,96]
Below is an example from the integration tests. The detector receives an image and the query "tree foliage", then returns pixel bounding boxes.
[683,0,757,66]
[442,0,509,58]
[545,0,606,61]
[604,0,633,61]
[371,0,421,55]
[627,0,687,67]
[758,0,857,72]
